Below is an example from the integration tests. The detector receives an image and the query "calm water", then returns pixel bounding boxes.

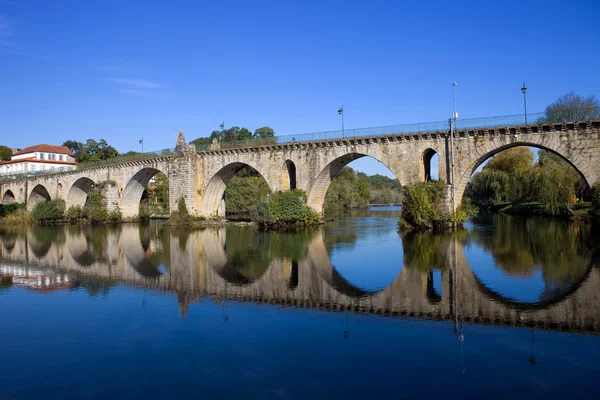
[1,208,599,399]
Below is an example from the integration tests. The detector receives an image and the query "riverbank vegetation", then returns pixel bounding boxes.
[251,190,321,230]
[221,165,403,218]
[464,147,593,219]
[398,181,476,232]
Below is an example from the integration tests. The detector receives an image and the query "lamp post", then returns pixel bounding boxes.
[338,105,344,139]
[450,81,458,214]
[139,138,144,158]
[521,82,528,125]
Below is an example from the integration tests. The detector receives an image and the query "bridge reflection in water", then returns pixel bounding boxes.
[0,223,598,334]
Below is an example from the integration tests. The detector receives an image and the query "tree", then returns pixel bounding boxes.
[541,91,600,123]
[66,139,119,163]
[62,140,82,158]
[254,126,275,139]
[0,145,12,161]
[237,128,253,141]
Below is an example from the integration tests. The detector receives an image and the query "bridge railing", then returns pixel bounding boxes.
[195,112,546,152]
[76,148,176,169]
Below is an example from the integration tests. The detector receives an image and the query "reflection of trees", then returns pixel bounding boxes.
[218,227,317,284]
[401,230,468,272]
[402,233,449,272]
[469,213,592,298]
[30,226,65,258]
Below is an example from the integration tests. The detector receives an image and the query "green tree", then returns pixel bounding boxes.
[62,140,82,158]
[66,139,119,163]
[541,91,600,123]
[237,127,253,141]
[254,126,275,139]
[0,145,12,161]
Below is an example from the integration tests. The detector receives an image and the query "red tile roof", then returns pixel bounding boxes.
[12,144,73,157]
[0,157,78,166]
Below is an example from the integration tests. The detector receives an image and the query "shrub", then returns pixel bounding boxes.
[0,209,31,225]
[66,205,83,221]
[177,197,189,215]
[168,197,191,225]
[30,200,65,223]
[83,189,108,223]
[251,197,273,225]
[106,209,121,222]
[252,190,321,229]
[399,181,474,232]
[0,202,25,217]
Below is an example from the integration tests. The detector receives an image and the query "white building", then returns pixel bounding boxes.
[0,144,78,177]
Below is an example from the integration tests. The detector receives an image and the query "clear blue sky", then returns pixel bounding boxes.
[1,0,599,177]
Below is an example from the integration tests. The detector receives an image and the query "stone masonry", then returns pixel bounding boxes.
[1,120,599,217]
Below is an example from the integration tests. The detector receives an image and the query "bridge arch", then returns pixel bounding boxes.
[27,184,51,210]
[2,189,16,205]
[121,167,169,218]
[66,177,95,209]
[455,142,593,206]
[422,148,438,182]
[282,160,297,190]
[307,152,399,213]
[200,162,273,217]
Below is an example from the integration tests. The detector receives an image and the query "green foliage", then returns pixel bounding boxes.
[168,198,192,225]
[107,209,121,222]
[325,168,402,214]
[0,145,12,161]
[178,197,188,215]
[252,190,320,229]
[225,173,270,215]
[144,172,169,216]
[83,189,107,223]
[540,91,600,123]
[0,209,31,225]
[250,197,273,225]
[399,181,472,232]
[30,200,65,223]
[62,139,119,163]
[466,147,587,215]
[325,167,371,212]
[66,205,83,221]
[0,202,25,217]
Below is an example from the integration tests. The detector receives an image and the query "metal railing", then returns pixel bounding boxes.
[76,148,176,169]
[197,112,546,151]
[0,167,74,182]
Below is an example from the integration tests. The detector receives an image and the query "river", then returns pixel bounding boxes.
[0,207,598,398]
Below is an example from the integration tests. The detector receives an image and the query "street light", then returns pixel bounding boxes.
[338,105,344,139]
[521,82,528,125]
[139,137,144,156]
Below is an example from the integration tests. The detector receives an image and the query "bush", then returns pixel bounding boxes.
[30,200,65,223]
[168,197,192,225]
[252,190,321,229]
[0,209,31,225]
[66,205,83,221]
[107,209,121,222]
[83,189,107,223]
[177,197,188,215]
[0,202,25,217]
[399,181,474,232]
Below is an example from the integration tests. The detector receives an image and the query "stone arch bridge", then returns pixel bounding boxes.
[1,120,599,217]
